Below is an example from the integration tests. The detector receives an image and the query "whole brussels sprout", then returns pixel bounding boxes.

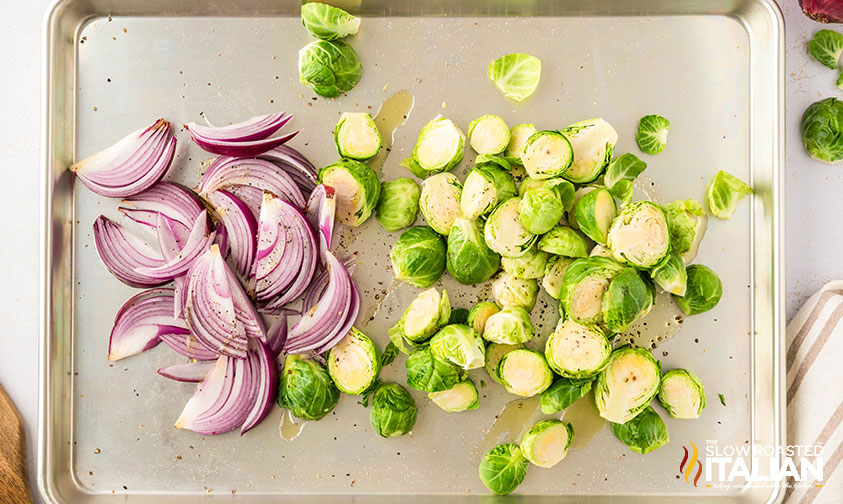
[278,355,340,421]
[327,328,381,395]
[521,419,574,468]
[801,97,843,164]
[610,406,669,454]
[482,306,535,345]
[429,378,480,412]
[518,179,575,235]
[545,318,611,379]
[607,201,670,269]
[658,368,706,419]
[390,287,450,348]
[505,123,538,164]
[492,271,539,311]
[468,301,500,335]
[370,382,418,437]
[420,172,463,236]
[376,178,420,232]
[501,246,549,279]
[447,217,501,285]
[401,117,465,177]
[300,2,360,40]
[429,324,485,370]
[405,346,461,393]
[594,346,661,424]
[390,226,447,287]
[478,443,529,496]
[560,118,618,184]
[460,165,517,220]
[498,348,553,397]
[334,112,381,160]
[650,252,688,296]
[674,264,722,315]
[298,40,362,98]
[468,114,511,155]
[538,225,589,258]
[559,257,624,325]
[484,342,523,384]
[575,188,618,245]
[318,159,381,227]
[484,197,538,258]
[521,130,573,179]
[706,170,753,220]
[602,267,654,333]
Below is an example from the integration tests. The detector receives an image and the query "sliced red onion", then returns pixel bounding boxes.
[313,282,360,355]
[197,157,306,210]
[241,340,278,434]
[207,190,257,279]
[265,315,287,358]
[800,0,843,23]
[258,145,318,193]
[70,118,176,198]
[119,182,204,247]
[92,216,166,288]
[135,212,215,280]
[300,254,358,316]
[305,184,336,260]
[157,361,216,382]
[108,288,188,361]
[253,193,318,310]
[159,331,218,361]
[185,113,298,157]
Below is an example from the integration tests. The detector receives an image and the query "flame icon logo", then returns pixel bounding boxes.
[679,442,703,487]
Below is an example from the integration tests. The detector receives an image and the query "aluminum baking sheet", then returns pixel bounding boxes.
[40,0,784,502]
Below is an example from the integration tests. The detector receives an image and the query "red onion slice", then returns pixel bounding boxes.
[300,254,358,316]
[135,212,215,280]
[241,340,278,434]
[208,190,257,279]
[70,119,176,198]
[93,216,167,288]
[305,184,336,260]
[159,331,218,361]
[258,145,318,193]
[197,157,306,210]
[185,113,298,157]
[108,288,188,361]
[157,361,216,382]
[800,0,843,23]
[265,315,287,358]
[119,182,204,246]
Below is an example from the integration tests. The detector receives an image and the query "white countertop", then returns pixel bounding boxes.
[0,0,837,500]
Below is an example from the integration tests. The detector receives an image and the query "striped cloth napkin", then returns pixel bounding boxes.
[785,281,843,503]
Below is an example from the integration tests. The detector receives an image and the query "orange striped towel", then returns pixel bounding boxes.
[785,282,843,503]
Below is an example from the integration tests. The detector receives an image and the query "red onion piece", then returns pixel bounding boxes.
[119,182,204,247]
[207,190,257,279]
[800,0,843,23]
[155,214,188,317]
[159,331,218,361]
[265,315,287,358]
[197,157,306,210]
[108,288,188,361]
[301,254,358,316]
[313,281,360,355]
[70,118,176,198]
[185,113,298,157]
[258,145,318,193]
[253,193,318,310]
[305,184,336,260]
[157,361,215,382]
[92,216,166,288]
[135,212,215,280]
[241,340,278,434]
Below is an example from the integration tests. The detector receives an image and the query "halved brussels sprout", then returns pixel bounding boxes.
[318,159,381,226]
[401,117,465,177]
[521,419,574,468]
[488,52,542,102]
[429,378,480,412]
[658,369,706,419]
[560,118,618,184]
[482,306,535,345]
[505,124,538,163]
[540,377,594,414]
[298,40,362,98]
[541,255,574,300]
[607,201,670,268]
[674,264,722,315]
[484,342,523,384]
[498,348,554,397]
[650,252,688,296]
[447,217,501,285]
[518,179,576,235]
[448,307,470,325]
[603,153,647,194]
[278,354,340,421]
[602,268,654,333]
[589,244,613,258]
[517,177,545,197]
[545,318,611,379]
[468,301,501,335]
[475,154,512,171]
[801,97,843,164]
[484,197,538,258]
[538,225,589,258]
[663,199,706,260]
[429,324,485,370]
[395,287,451,343]
[405,346,461,393]
[327,328,381,395]
[492,271,539,311]
[300,2,360,40]
[334,112,382,160]
[501,246,549,279]
[468,114,511,155]
[568,186,597,230]
[521,130,574,179]
[390,226,447,288]
[575,188,618,245]
[559,257,624,325]
[707,170,753,220]
[636,115,670,155]
[610,405,669,454]
[376,177,421,232]
[594,346,661,424]
[460,165,517,220]
[370,382,418,437]
[420,172,463,236]
[478,443,529,496]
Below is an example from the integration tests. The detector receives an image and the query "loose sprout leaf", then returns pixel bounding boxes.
[448,307,470,325]
[540,377,595,414]
[838,70,843,90]
[636,115,670,155]
[801,97,843,164]
[706,170,753,219]
[809,29,843,70]
[475,154,512,171]
[381,342,399,366]
[487,53,542,102]
[478,443,529,495]
[603,153,647,191]
[610,406,669,455]
[719,393,727,406]
[301,2,361,40]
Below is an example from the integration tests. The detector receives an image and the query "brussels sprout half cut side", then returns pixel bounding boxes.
[545,318,611,379]
[460,164,517,220]
[501,246,549,279]
[420,172,463,236]
[468,301,501,335]
[482,306,535,345]
[402,117,465,176]
[318,159,381,227]
[560,118,618,184]
[542,256,575,300]
[521,130,574,180]
[327,328,381,395]
[376,178,421,232]
[429,324,486,370]
[279,355,340,421]
[484,342,523,384]
[575,188,618,245]
[400,287,451,342]
[389,226,447,288]
[505,123,538,163]
[607,201,671,269]
[498,348,554,397]
[594,346,661,424]
[447,217,502,285]
[538,226,589,258]
[484,197,538,258]
[492,271,539,312]
[650,252,688,296]
[468,114,511,155]
[559,257,624,325]
[478,443,529,495]
[334,112,382,160]
[370,382,418,438]
[429,379,480,412]
[521,419,575,468]
[658,368,706,419]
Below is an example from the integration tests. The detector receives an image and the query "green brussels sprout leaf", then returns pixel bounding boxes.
[488,53,541,102]
[478,443,529,495]
[636,115,670,155]
[300,2,360,40]
[610,406,669,454]
[809,29,843,70]
[673,264,722,315]
[406,346,462,393]
[706,170,753,219]
[540,377,595,414]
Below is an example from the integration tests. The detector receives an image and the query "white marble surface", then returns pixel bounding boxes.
[0,0,836,500]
